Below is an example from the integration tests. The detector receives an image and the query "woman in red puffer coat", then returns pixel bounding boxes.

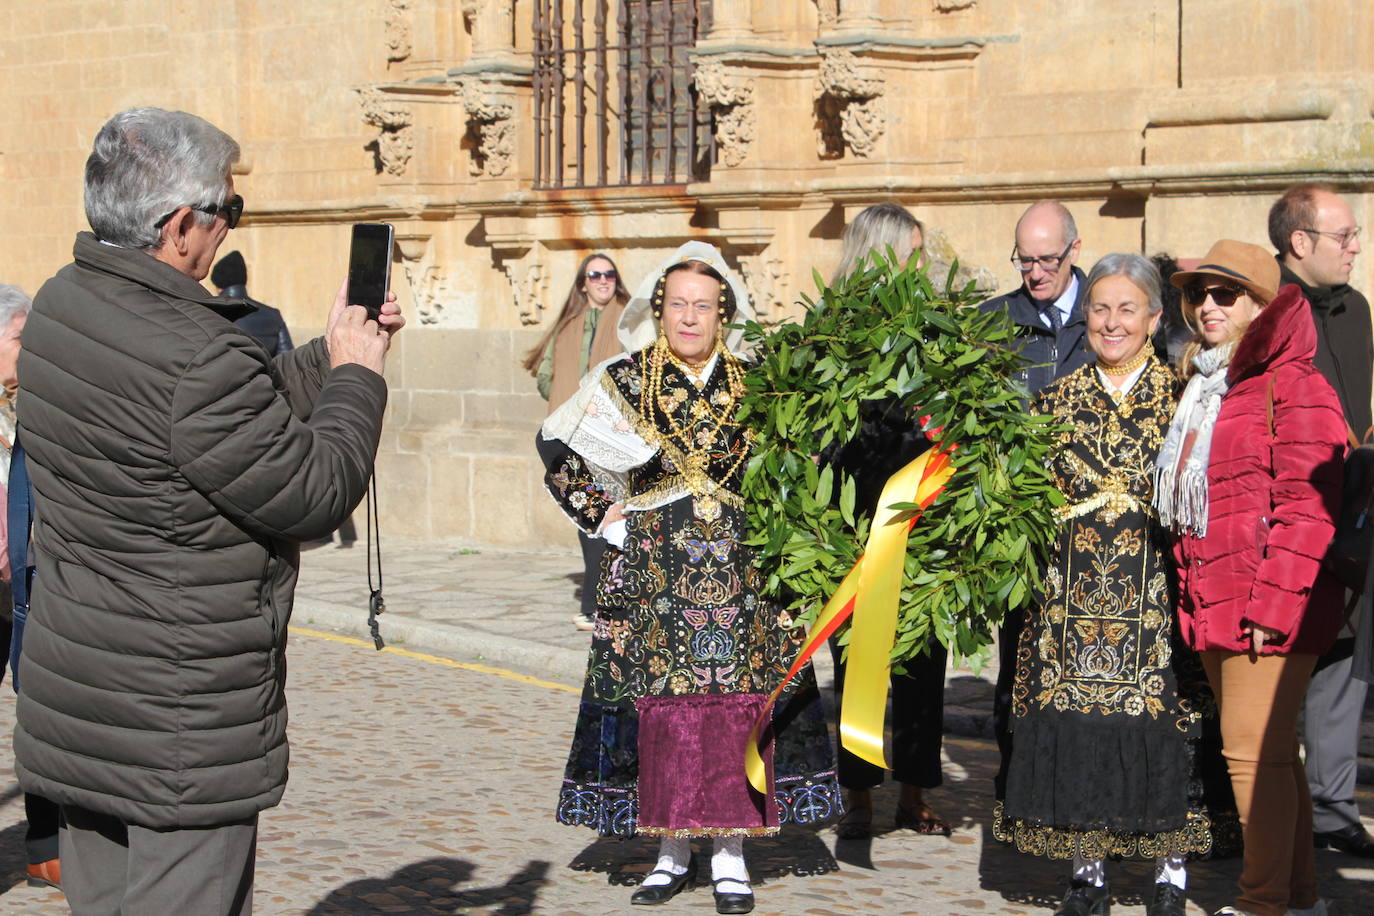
[1156,240,1345,916]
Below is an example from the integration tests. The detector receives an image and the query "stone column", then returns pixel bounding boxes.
[836,0,881,31]
[708,0,755,41]
[464,0,515,61]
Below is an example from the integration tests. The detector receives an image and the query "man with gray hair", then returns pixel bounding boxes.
[12,107,403,914]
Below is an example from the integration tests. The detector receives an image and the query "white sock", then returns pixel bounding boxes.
[1154,853,1186,889]
[1071,854,1105,887]
[640,836,691,887]
[712,836,751,895]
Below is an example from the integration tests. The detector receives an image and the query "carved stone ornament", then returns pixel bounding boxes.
[934,0,977,10]
[459,79,516,177]
[738,254,791,325]
[385,0,412,62]
[816,49,886,158]
[505,259,550,326]
[812,0,839,27]
[694,61,756,168]
[357,88,415,176]
[396,235,451,326]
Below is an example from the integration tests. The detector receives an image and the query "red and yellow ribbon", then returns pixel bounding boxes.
[745,446,954,794]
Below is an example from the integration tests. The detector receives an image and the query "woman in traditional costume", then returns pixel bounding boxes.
[994,254,1213,916]
[821,203,953,839]
[540,242,839,914]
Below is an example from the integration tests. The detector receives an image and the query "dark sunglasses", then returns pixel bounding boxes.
[153,194,244,231]
[1183,283,1245,308]
[585,269,617,282]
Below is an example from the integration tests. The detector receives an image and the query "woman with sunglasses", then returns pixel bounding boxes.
[1156,241,1346,916]
[526,254,632,629]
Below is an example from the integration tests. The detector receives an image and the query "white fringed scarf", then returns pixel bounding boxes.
[1154,343,1235,537]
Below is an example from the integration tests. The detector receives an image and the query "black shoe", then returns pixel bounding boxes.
[1313,823,1374,858]
[630,857,696,905]
[712,878,754,915]
[1054,880,1111,916]
[1146,882,1185,916]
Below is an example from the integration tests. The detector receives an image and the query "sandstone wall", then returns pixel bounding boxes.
[0,0,1370,548]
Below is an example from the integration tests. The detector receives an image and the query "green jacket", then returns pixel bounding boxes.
[13,233,387,827]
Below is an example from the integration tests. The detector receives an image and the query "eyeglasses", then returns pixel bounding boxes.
[153,194,244,231]
[1300,226,1362,250]
[1010,241,1073,273]
[585,269,617,282]
[1183,283,1246,308]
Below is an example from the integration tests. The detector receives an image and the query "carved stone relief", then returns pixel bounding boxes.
[694,61,756,168]
[815,49,886,158]
[812,0,839,27]
[505,258,550,326]
[385,0,412,62]
[458,79,515,177]
[738,254,791,324]
[396,234,468,327]
[357,88,415,176]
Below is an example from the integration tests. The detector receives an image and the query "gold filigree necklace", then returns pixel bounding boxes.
[637,336,751,520]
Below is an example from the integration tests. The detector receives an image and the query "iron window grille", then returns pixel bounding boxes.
[533,0,713,189]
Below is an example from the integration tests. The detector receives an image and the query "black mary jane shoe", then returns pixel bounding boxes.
[630,857,696,905]
[1053,879,1111,916]
[1313,823,1374,858]
[1146,882,1186,916]
[712,878,755,915]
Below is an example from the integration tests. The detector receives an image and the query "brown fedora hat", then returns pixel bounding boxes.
[1170,240,1280,304]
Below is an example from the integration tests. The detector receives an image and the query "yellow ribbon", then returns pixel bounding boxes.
[745,447,953,793]
[840,448,952,769]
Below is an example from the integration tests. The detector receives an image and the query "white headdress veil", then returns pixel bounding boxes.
[616,241,755,356]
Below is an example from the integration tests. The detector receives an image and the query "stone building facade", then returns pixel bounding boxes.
[0,0,1371,548]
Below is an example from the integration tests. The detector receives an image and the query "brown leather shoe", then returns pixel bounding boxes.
[26,858,61,889]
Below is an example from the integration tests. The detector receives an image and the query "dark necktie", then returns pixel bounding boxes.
[1044,305,1062,332]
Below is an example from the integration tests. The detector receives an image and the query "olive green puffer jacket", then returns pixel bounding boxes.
[13,232,387,828]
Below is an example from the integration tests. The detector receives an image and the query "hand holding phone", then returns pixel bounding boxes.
[347,223,394,321]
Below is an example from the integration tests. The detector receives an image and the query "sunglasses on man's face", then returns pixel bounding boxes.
[585,270,617,282]
[1183,283,1245,308]
[153,194,244,231]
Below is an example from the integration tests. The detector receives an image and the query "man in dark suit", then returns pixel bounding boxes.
[981,200,1094,800]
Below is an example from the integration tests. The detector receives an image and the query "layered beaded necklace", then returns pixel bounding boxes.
[638,333,751,520]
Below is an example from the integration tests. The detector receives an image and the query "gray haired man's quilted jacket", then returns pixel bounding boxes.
[13,232,387,828]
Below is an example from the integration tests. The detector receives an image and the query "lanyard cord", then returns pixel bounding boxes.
[366,474,385,650]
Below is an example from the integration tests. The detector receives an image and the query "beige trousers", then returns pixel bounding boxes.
[1201,650,1318,916]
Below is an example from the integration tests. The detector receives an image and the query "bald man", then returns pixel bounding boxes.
[980,201,1093,395]
[981,201,1094,802]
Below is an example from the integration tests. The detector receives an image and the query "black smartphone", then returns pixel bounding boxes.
[347,223,394,320]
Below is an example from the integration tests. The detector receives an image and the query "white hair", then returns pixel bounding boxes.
[0,283,32,329]
[83,108,240,250]
[1084,253,1163,314]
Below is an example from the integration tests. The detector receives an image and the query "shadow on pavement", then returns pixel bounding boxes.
[569,825,838,888]
[0,819,30,896]
[306,856,550,915]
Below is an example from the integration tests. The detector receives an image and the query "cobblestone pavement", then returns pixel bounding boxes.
[0,539,1367,914]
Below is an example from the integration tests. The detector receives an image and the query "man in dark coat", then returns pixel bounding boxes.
[212,249,295,357]
[980,200,1094,801]
[12,107,404,914]
[1270,183,1374,858]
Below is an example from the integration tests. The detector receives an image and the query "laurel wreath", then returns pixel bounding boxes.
[737,254,1064,668]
